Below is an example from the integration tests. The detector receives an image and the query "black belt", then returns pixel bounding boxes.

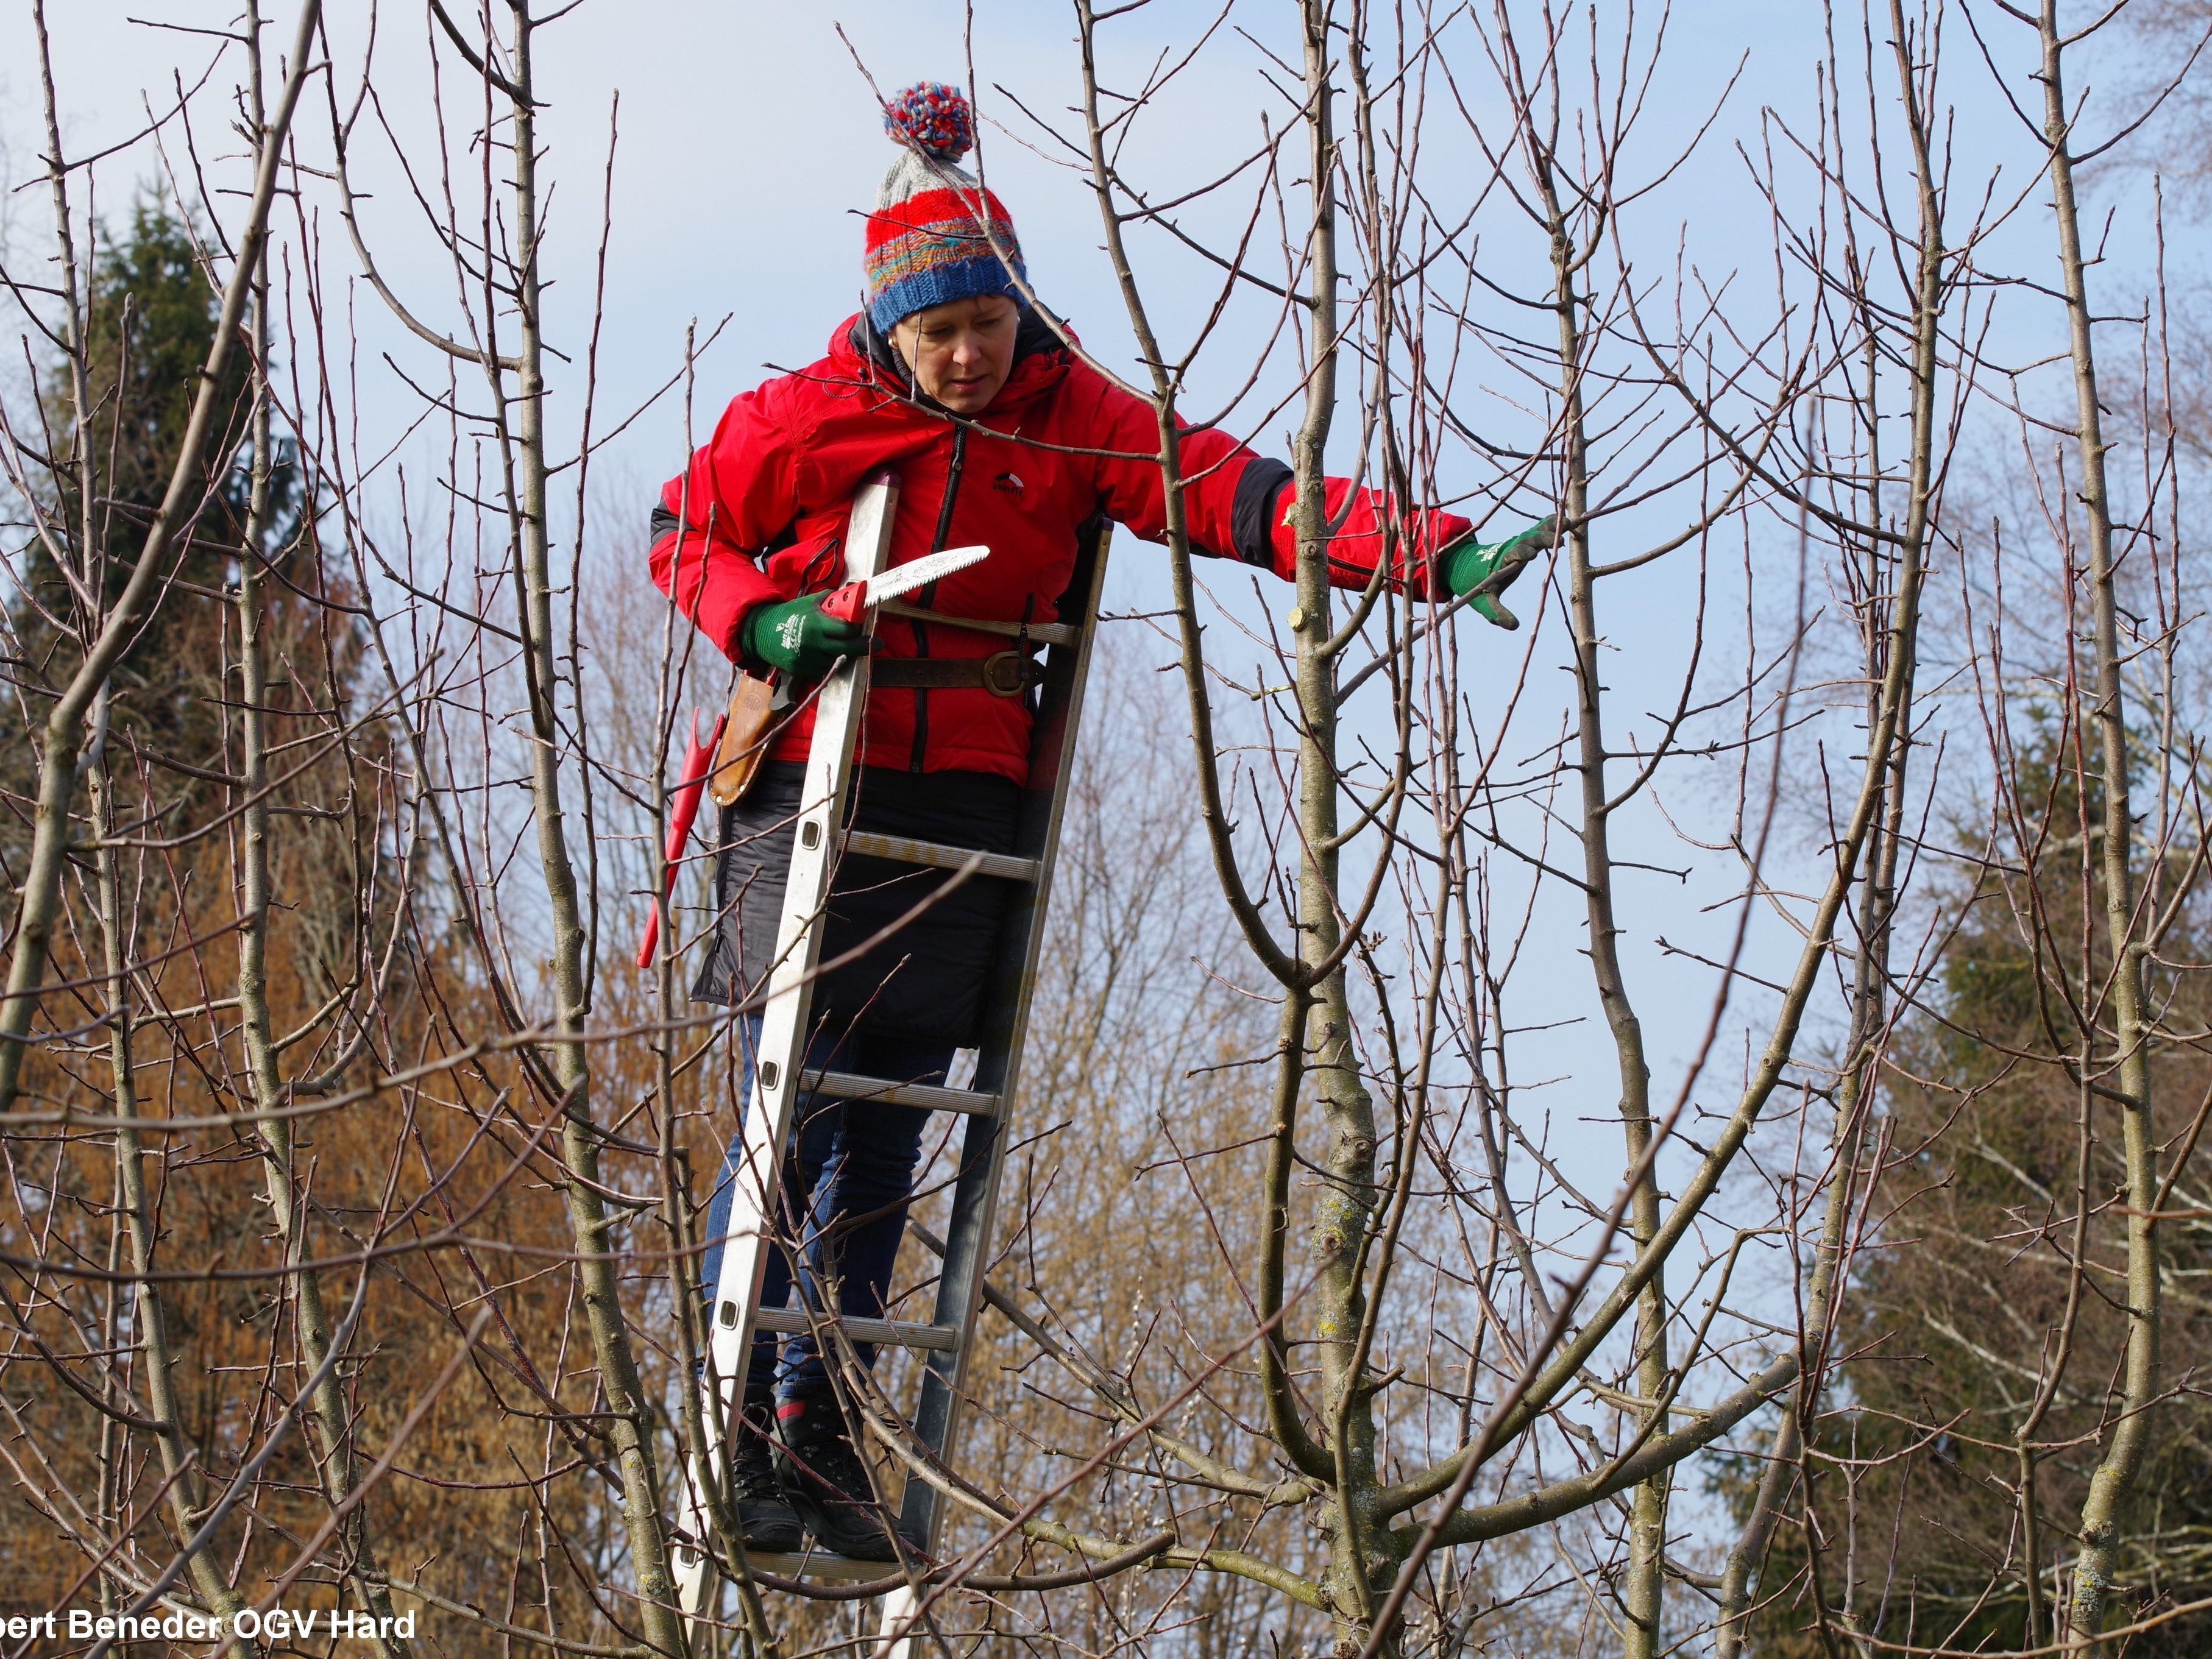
[871,651,1044,698]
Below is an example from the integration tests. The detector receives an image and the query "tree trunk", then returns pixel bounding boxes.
[1289,6,1395,1649]
[2038,6,2161,1646]
[230,13,407,1644]
[493,8,684,1652]
[1527,155,1670,1659]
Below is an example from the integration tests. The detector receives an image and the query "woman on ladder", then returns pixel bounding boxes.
[650,80,1551,1562]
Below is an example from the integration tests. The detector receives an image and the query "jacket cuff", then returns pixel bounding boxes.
[1232,459,1294,568]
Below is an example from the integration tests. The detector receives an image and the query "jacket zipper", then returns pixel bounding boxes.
[910,426,967,773]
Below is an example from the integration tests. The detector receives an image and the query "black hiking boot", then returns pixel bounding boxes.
[773,1393,911,1561]
[732,1405,804,1554]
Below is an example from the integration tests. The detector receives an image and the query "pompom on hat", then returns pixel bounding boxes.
[882,81,973,161]
[865,82,1027,333]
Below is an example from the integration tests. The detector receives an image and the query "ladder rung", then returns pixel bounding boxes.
[845,830,1039,884]
[740,1549,903,1583]
[752,1307,961,1352]
[800,1068,999,1116]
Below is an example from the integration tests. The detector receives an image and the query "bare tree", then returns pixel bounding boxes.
[4,5,2210,1659]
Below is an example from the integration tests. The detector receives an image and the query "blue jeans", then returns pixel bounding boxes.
[700,1020,950,1403]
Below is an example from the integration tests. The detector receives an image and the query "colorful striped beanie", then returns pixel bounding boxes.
[865,83,1027,333]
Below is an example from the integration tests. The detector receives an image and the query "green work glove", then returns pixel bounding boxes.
[739,593,868,679]
[1441,515,1559,631]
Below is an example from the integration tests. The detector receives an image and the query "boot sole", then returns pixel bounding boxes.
[740,1516,806,1554]
[786,1490,900,1562]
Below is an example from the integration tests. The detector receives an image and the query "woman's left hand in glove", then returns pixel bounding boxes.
[1441,515,1559,630]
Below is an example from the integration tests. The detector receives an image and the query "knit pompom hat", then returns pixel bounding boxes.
[864,83,1027,333]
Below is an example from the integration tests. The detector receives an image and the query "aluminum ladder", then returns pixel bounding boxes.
[672,470,1110,1653]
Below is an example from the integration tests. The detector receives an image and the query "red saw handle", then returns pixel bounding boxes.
[818,580,870,625]
[636,711,727,970]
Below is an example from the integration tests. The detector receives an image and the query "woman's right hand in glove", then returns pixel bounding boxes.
[739,593,869,679]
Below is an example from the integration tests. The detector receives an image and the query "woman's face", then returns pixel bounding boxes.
[893,294,1019,414]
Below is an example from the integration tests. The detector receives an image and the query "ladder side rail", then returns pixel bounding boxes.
[677,471,902,1623]
[891,523,1113,1563]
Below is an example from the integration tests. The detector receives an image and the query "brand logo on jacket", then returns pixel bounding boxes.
[992,471,1025,497]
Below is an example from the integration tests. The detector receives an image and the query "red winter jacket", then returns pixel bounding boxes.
[651,314,1471,784]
